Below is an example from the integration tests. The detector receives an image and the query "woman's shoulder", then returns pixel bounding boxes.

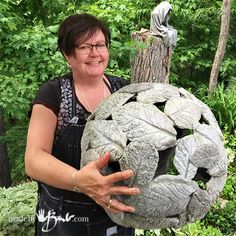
[33,73,72,116]
[41,73,72,89]
[105,74,130,92]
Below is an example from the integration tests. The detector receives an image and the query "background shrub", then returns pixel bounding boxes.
[0,181,37,236]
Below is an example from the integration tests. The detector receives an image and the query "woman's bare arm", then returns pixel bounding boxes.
[24,104,140,213]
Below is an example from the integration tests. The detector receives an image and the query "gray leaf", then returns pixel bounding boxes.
[117,83,154,94]
[174,135,198,179]
[207,153,228,177]
[113,102,176,150]
[88,92,134,121]
[120,141,159,186]
[190,144,221,169]
[187,189,211,222]
[206,174,227,202]
[195,124,224,150]
[164,97,201,129]
[179,87,222,137]
[80,149,98,168]
[81,120,127,160]
[109,211,180,229]
[137,83,180,104]
[126,175,198,218]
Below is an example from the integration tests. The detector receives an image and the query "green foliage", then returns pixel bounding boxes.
[203,201,236,236]
[0,11,67,121]
[136,221,223,236]
[221,129,236,201]
[0,5,67,182]
[223,126,236,154]
[165,221,222,236]
[5,0,82,26]
[136,229,161,236]
[0,0,22,35]
[0,181,37,236]
[194,84,236,132]
[5,125,28,181]
[168,0,236,87]
[169,0,221,85]
[221,169,236,201]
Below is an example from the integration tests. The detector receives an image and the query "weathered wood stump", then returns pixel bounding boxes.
[130,28,174,84]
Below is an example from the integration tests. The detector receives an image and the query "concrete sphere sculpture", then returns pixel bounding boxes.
[81,83,227,229]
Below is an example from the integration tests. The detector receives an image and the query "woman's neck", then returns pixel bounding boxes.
[72,72,109,113]
[72,72,104,88]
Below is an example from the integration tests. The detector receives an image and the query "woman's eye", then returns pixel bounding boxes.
[97,44,106,48]
[80,46,91,50]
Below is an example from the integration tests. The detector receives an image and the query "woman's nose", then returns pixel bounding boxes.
[89,46,100,56]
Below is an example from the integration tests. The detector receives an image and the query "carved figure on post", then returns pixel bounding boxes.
[131,1,178,83]
[150,1,177,47]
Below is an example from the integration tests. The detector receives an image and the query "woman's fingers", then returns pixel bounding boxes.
[105,198,135,213]
[109,185,140,196]
[105,169,134,184]
[81,153,140,213]
[95,152,110,169]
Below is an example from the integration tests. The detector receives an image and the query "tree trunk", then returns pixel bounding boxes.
[0,109,11,188]
[130,29,173,84]
[209,0,232,94]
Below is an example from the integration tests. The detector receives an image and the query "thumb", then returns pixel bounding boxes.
[95,152,110,170]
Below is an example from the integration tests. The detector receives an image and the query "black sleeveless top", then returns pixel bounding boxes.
[33,72,129,200]
[33,72,129,142]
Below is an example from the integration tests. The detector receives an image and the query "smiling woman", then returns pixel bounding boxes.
[64,28,110,112]
[24,13,139,236]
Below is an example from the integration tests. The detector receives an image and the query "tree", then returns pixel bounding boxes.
[130,31,173,84]
[209,0,232,93]
[0,109,11,188]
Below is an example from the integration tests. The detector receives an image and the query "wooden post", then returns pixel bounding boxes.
[130,29,174,84]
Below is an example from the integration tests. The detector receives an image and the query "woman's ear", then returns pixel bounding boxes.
[63,51,76,63]
[63,53,73,68]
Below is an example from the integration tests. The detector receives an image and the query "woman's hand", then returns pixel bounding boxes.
[76,153,140,214]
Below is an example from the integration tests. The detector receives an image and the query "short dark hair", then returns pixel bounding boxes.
[57,13,111,56]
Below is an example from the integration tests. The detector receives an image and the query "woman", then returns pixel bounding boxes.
[24,13,140,236]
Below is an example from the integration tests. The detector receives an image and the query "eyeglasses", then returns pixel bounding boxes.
[75,42,108,54]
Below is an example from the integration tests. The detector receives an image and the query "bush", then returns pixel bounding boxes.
[203,201,236,236]
[221,127,236,201]
[0,22,67,183]
[136,221,223,236]
[0,181,37,236]
[221,166,236,201]
[195,84,236,133]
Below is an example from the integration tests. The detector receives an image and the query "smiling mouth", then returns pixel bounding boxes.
[87,61,101,65]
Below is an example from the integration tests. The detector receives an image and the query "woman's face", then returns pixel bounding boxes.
[65,29,109,80]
